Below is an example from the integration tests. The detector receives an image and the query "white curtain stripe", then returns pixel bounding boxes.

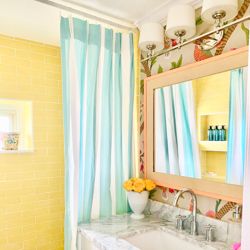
[92,26,105,219]
[121,33,131,183]
[69,32,81,249]
[110,31,117,215]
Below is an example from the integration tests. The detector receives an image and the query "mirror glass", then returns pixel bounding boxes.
[0,99,33,153]
[154,67,247,186]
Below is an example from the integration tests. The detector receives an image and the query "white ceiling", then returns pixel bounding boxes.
[68,0,169,23]
[68,0,202,25]
[0,0,60,45]
[0,0,202,46]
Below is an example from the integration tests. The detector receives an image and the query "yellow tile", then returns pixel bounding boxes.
[0,46,15,57]
[0,242,23,250]
[45,55,61,65]
[0,34,64,249]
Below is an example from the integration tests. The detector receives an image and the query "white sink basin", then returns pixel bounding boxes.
[123,230,207,250]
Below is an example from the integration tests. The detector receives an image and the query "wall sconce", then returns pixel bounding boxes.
[197,0,238,50]
[166,4,196,45]
[139,22,164,57]
[201,0,238,26]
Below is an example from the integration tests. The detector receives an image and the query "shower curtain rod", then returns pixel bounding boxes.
[34,0,136,31]
[141,15,250,62]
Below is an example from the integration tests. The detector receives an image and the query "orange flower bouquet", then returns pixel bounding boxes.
[123,178,156,219]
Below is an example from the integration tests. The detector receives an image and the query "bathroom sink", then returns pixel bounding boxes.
[123,230,209,250]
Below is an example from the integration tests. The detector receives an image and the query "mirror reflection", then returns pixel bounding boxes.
[0,99,33,152]
[154,67,247,185]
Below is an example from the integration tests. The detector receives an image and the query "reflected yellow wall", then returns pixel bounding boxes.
[193,71,230,180]
[0,34,64,250]
[195,71,230,114]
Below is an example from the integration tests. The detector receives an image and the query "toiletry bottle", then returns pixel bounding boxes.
[221,125,226,141]
[213,126,219,141]
[212,126,216,141]
[208,126,213,141]
[218,126,222,141]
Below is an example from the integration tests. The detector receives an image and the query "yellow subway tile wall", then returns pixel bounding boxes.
[0,34,64,250]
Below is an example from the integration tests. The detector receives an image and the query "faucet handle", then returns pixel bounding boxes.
[232,204,242,220]
[176,215,187,231]
[204,224,216,242]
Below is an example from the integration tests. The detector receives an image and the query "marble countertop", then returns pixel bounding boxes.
[78,212,232,250]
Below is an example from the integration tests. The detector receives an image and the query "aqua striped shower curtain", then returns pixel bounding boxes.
[60,17,136,250]
[154,82,201,178]
[226,68,247,185]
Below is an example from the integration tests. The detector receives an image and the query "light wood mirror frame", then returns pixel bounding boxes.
[144,46,249,203]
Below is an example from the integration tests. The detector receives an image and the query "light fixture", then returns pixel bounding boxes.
[166,4,196,45]
[201,0,238,26]
[139,22,164,57]
[139,0,239,60]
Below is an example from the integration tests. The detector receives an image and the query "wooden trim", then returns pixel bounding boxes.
[144,46,248,203]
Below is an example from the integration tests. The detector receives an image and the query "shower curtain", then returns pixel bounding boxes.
[226,68,247,185]
[242,37,250,250]
[60,17,138,250]
[155,81,201,178]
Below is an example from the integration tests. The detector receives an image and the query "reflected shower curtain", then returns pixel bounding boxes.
[60,17,136,250]
[226,68,247,185]
[155,81,201,178]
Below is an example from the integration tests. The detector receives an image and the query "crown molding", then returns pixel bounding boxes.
[135,0,203,27]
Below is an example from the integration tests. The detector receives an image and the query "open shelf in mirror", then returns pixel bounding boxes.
[198,113,228,142]
[199,141,227,152]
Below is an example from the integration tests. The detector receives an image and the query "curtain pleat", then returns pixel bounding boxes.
[75,18,87,224]
[114,33,127,213]
[226,68,247,185]
[60,17,72,250]
[82,24,101,223]
[241,28,250,248]
[99,29,113,218]
[173,83,200,178]
[128,34,135,178]
[60,16,136,250]
[155,89,170,173]
[154,81,201,178]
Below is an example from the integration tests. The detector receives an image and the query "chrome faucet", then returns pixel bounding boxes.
[173,188,198,235]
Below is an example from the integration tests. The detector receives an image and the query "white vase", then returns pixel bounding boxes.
[127,191,149,219]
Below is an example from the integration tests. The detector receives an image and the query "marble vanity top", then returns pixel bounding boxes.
[78,205,232,250]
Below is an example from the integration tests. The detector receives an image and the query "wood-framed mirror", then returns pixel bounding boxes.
[144,46,248,203]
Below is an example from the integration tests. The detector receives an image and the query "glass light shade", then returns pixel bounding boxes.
[139,22,164,52]
[166,4,196,39]
[201,0,238,24]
